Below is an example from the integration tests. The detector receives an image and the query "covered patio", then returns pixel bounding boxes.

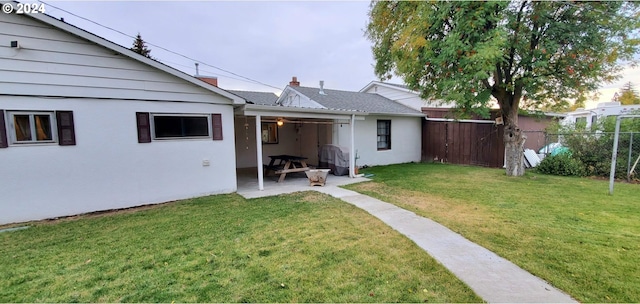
[234,104,367,191]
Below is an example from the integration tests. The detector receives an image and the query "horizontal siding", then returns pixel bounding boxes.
[0,12,228,104]
[375,86,419,102]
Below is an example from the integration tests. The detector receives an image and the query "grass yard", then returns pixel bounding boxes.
[0,192,481,303]
[347,163,640,303]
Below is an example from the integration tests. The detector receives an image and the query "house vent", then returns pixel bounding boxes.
[319,80,327,95]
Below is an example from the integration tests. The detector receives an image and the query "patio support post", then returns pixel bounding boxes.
[255,115,264,190]
[349,114,356,178]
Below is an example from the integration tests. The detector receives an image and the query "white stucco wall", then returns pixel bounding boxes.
[335,115,422,167]
[0,96,236,225]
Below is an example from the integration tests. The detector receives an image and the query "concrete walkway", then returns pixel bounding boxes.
[238,179,577,303]
[316,186,577,303]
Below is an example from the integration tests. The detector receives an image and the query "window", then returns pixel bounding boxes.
[154,115,209,138]
[11,112,54,143]
[0,110,75,147]
[575,116,587,129]
[377,120,391,150]
[136,112,223,142]
[261,122,278,144]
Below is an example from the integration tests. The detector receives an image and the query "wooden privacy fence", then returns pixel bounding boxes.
[422,119,505,168]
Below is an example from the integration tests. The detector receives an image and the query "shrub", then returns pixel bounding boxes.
[537,153,586,177]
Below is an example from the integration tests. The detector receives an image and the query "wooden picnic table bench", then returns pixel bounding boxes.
[267,155,310,183]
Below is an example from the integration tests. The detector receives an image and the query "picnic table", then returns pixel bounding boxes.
[265,155,310,183]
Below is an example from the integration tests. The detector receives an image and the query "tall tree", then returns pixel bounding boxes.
[131,33,152,58]
[366,1,640,176]
[618,81,640,105]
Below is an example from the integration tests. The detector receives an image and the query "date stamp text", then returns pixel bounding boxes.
[2,2,46,15]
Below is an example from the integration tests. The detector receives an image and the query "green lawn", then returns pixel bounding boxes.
[0,192,480,303]
[346,163,640,303]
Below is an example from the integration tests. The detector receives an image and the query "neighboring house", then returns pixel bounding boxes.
[361,81,562,167]
[360,81,454,110]
[563,102,640,129]
[0,6,244,225]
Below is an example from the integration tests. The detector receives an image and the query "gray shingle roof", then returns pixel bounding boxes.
[291,86,423,116]
[228,90,278,105]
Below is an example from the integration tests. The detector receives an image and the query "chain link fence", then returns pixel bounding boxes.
[543,131,640,181]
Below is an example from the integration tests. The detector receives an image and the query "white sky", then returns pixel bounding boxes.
[42,1,639,109]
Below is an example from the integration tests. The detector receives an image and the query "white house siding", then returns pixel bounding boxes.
[364,85,426,111]
[335,115,422,167]
[1,96,237,225]
[0,12,237,224]
[363,84,455,110]
[0,12,222,103]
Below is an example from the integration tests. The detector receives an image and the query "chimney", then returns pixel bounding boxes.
[197,76,218,87]
[289,76,300,87]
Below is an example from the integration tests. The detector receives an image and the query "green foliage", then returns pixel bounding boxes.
[131,33,152,58]
[366,1,640,116]
[617,82,640,105]
[536,153,586,176]
[550,113,640,177]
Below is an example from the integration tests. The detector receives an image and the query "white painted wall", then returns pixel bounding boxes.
[0,96,237,225]
[234,117,331,168]
[335,115,422,167]
[278,88,325,108]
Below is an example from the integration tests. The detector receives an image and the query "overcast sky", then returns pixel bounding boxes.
[43,1,638,109]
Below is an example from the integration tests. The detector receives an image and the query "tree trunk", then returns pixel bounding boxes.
[504,123,526,176]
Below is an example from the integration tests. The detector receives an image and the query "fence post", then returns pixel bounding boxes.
[610,115,640,195]
[628,132,634,181]
[609,117,622,195]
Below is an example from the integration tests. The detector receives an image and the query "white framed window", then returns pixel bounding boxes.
[377,119,391,150]
[8,111,56,144]
[151,113,211,139]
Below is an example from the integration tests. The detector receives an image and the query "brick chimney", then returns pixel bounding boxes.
[197,76,218,87]
[289,76,300,87]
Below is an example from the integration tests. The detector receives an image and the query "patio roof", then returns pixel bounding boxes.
[237,104,366,120]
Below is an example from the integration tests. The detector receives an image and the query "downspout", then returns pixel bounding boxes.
[255,115,264,190]
[349,114,356,178]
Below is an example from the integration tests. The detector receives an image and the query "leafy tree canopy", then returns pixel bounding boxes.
[131,33,152,58]
[366,1,640,118]
[617,81,640,105]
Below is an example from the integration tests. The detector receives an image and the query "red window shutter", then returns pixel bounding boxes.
[0,110,7,148]
[212,113,223,140]
[136,112,151,143]
[56,111,76,146]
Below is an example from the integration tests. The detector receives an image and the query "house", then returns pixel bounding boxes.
[1,2,425,224]
[563,102,640,129]
[231,78,425,189]
[361,81,563,167]
[0,4,244,225]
